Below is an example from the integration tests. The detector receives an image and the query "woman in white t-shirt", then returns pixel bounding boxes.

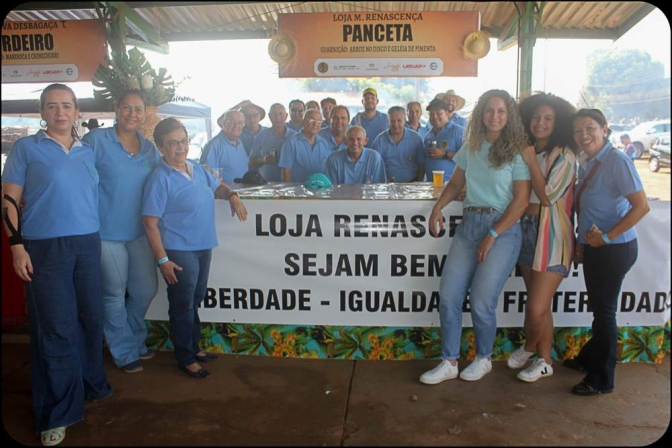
[420,89,531,384]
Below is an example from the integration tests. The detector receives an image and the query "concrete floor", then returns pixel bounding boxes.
[2,341,669,446]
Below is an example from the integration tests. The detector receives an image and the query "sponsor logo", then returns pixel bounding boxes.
[430,62,438,70]
[317,62,329,73]
[402,64,426,69]
[66,68,73,76]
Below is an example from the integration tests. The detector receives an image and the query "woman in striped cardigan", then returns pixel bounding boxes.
[506,93,578,382]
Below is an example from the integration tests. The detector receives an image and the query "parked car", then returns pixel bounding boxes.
[188,131,209,161]
[627,120,671,158]
[608,123,634,148]
[649,136,671,172]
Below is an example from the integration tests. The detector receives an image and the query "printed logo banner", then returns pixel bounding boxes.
[276,11,480,78]
[1,20,106,83]
[146,200,671,328]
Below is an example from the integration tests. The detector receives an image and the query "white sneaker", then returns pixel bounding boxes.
[517,358,554,383]
[507,346,534,369]
[420,360,458,384]
[459,357,492,381]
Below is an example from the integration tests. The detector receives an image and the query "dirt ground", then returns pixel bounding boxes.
[635,158,671,201]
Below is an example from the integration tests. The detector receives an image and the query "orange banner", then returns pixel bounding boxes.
[275,11,481,78]
[1,20,107,83]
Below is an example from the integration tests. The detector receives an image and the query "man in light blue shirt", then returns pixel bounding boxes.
[287,99,306,132]
[239,102,266,156]
[279,109,332,182]
[326,126,386,184]
[320,97,336,130]
[200,110,248,183]
[248,103,296,182]
[318,105,349,152]
[420,97,465,181]
[372,106,425,182]
[442,89,469,130]
[405,101,429,139]
[350,87,389,143]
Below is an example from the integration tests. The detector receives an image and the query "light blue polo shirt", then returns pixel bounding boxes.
[287,122,304,133]
[202,132,249,183]
[420,121,465,181]
[278,132,332,182]
[142,160,219,251]
[371,129,424,182]
[451,113,468,129]
[249,125,296,182]
[351,111,389,142]
[2,131,99,239]
[318,127,347,152]
[240,125,266,156]
[325,148,387,185]
[405,122,429,140]
[576,142,642,244]
[454,141,531,213]
[82,127,161,241]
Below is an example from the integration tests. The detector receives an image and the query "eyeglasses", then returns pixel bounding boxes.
[244,113,260,119]
[224,120,245,126]
[290,108,305,113]
[166,138,190,149]
[307,119,323,125]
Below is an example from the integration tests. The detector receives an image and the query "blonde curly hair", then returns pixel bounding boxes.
[465,89,527,168]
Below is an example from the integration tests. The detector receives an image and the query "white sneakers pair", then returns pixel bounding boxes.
[420,357,492,384]
[507,346,554,382]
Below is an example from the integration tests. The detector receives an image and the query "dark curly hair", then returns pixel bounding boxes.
[466,89,527,168]
[519,92,577,154]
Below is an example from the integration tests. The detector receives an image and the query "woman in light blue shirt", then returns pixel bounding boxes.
[565,109,649,396]
[142,118,247,380]
[2,84,111,446]
[82,90,161,374]
[420,89,531,385]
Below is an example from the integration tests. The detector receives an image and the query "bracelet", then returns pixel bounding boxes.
[489,228,499,239]
[228,191,239,200]
[156,256,169,266]
[601,233,611,244]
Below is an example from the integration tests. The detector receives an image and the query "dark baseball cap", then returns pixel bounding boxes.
[426,98,450,111]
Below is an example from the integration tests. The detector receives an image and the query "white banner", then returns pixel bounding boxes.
[146,200,671,328]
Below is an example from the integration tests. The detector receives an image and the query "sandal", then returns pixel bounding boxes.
[41,426,66,447]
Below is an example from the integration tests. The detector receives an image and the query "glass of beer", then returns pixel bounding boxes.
[432,170,444,187]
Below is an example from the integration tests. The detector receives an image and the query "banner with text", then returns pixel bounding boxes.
[146,200,671,327]
[2,20,106,83]
[276,11,479,78]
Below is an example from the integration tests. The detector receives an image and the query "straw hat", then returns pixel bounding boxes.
[268,34,296,64]
[463,31,491,60]
[442,90,466,111]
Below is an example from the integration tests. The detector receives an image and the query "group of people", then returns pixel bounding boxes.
[198,86,470,186]
[420,90,649,400]
[1,82,649,446]
[1,84,246,446]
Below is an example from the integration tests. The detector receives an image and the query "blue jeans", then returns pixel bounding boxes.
[438,210,522,360]
[100,236,158,367]
[24,233,111,433]
[165,249,212,367]
[578,240,638,391]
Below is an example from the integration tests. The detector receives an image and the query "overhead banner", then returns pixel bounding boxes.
[275,11,480,78]
[146,199,671,328]
[1,20,107,83]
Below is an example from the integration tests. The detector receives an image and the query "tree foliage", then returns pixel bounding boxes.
[580,48,670,121]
